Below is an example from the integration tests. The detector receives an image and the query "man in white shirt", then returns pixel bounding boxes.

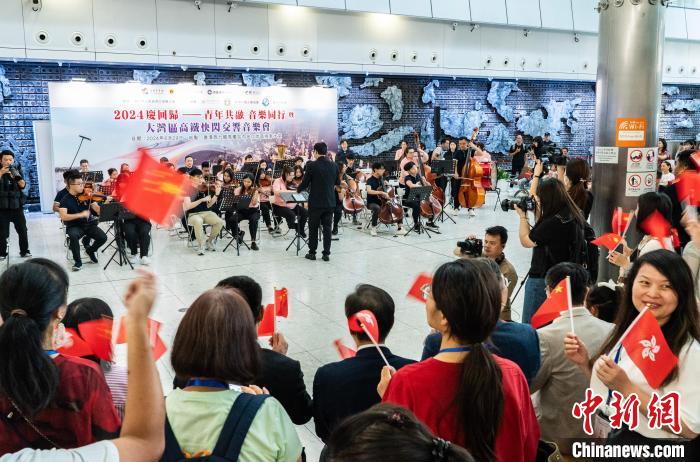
[531,262,614,456]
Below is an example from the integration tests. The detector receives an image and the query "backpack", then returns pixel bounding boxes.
[571,220,599,282]
[160,393,269,462]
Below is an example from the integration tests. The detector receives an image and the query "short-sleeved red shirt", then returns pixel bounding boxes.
[0,354,121,455]
[383,355,540,462]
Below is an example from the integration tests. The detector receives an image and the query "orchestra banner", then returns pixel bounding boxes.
[48,82,339,176]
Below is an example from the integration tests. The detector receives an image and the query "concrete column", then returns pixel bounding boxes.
[590,0,666,281]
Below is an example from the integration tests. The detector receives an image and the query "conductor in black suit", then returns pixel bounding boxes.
[297,142,340,262]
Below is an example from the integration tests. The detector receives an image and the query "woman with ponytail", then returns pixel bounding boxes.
[564,158,593,220]
[379,259,539,462]
[0,262,120,454]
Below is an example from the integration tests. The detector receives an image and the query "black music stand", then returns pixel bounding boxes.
[273,160,295,178]
[404,186,435,239]
[220,189,251,255]
[81,171,104,184]
[99,202,135,270]
[279,191,309,256]
[431,160,457,224]
[232,172,249,184]
[384,164,399,180]
[241,161,260,173]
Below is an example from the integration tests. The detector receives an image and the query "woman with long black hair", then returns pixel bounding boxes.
[378,259,539,462]
[0,262,120,454]
[566,250,699,456]
[517,177,587,324]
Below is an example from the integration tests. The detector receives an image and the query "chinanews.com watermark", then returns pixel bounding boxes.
[572,441,686,460]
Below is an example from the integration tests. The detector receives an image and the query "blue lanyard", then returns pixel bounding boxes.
[438,346,472,354]
[45,349,58,356]
[186,378,229,389]
[605,346,624,406]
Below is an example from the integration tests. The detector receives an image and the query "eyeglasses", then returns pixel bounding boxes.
[70,181,84,186]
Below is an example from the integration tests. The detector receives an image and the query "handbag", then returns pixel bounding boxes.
[535,439,563,462]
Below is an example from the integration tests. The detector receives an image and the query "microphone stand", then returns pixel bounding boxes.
[68,136,91,170]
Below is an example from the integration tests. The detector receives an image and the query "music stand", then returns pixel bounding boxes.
[99,202,135,270]
[81,171,104,184]
[404,186,435,238]
[212,164,223,176]
[433,159,457,225]
[273,159,295,178]
[219,189,251,255]
[241,161,260,173]
[279,191,309,256]
[384,164,398,180]
[232,172,249,184]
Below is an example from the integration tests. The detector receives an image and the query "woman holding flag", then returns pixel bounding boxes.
[566,250,700,450]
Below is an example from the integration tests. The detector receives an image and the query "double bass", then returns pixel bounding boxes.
[412,132,443,218]
[457,128,485,209]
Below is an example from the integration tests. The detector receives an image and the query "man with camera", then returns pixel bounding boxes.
[454,225,518,320]
[0,150,30,261]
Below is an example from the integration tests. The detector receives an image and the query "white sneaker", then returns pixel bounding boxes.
[370,226,378,237]
[140,256,151,265]
[197,246,205,256]
[127,254,136,264]
[205,241,216,252]
[448,207,460,216]
[468,209,476,217]
[396,227,408,236]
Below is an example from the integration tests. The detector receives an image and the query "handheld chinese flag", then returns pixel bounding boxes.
[531,277,571,329]
[611,208,632,236]
[691,150,700,170]
[592,233,623,251]
[620,307,678,389]
[674,171,700,206]
[257,303,276,337]
[347,310,390,367]
[640,210,671,250]
[407,273,433,303]
[57,328,95,358]
[115,318,168,361]
[122,149,192,226]
[333,339,357,359]
[274,287,289,318]
[77,318,114,362]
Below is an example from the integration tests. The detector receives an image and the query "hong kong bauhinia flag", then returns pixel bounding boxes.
[122,149,192,226]
[620,307,678,389]
[407,273,433,303]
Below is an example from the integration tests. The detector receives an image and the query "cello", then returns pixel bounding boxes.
[458,128,485,209]
[378,174,404,225]
[413,132,443,219]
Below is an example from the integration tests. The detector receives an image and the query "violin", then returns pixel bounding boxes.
[458,128,485,209]
[78,192,108,203]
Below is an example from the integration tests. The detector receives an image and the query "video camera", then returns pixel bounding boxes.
[456,238,483,257]
[538,146,567,168]
[501,195,536,212]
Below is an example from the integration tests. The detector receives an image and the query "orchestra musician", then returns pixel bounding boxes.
[111,173,152,266]
[272,166,308,238]
[256,169,275,233]
[472,141,492,162]
[394,140,409,160]
[398,147,429,187]
[221,168,236,188]
[291,165,304,189]
[333,162,349,236]
[345,154,358,178]
[225,173,261,251]
[336,139,352,164]
[183,155,195,174]
[402,161,440,233]
[58,171,108,271]
[365,162,406,237]
[201,161,213,179]
[183,168,224,255]
[297,142,339,262]
[294,157,305,168]
[449,137,470,216]
[0,150,30,260]
[101,168,119,196]
[78,159,90,173]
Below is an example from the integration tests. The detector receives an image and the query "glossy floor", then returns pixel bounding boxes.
[2,195,531,459]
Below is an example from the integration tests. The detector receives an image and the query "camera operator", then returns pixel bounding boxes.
[516,177,587,324]
[0,150,30,261]
[453,225,518,320]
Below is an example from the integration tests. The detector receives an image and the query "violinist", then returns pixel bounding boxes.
[201,161,213,180]
[294,156,305,168]
[120,163,131,175]
[333,162,350,236]
[256,169,275,233]
[402,162,439,233]
[183,168,224,255]
[101,168,119,196]
[225,173,261,251]
[272,166,308,238]
[398,148,429,186]
[58,171,108,271]
[221,168,237,189]
[291,165,304,189]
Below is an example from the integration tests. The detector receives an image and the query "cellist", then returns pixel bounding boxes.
[402,162,440,233]
[449,136,471,216]
[366,162,407,237]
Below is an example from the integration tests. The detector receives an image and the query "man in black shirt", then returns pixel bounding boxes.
[59,171,108,271]
[0,150,30,260]
[335,139,352,164]
[53,170,78,213]
[345,154,358,178]
[402,162,439,233]
[509,134,526,176]
[182,155,195,174]
[297,142,340,262]
[449,137,470,215]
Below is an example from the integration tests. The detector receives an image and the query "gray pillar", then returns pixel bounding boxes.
[591,0,666,281]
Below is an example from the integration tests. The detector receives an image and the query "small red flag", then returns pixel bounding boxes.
[333,339,357,359]
[640,210,671,249]
[673,171,700,206]
[531,278,571,328]
[407,273,432,302]
[122,149,192,226]
[620,308,678,389]
[348,310,380,344]
[114,317,167,361]
[274,287,289,318]
[592,233,623,251]
[77,318,114,362]
[257,303,276,337]
[57,328,94,358]
[611,209,632,236]
[691,150,700,170]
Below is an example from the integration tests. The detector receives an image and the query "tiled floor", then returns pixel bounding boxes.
[2,194,532,460]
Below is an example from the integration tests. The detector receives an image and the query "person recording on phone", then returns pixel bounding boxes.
[454,226,518,320]
[515,177,587,324]
[0,150,30,261]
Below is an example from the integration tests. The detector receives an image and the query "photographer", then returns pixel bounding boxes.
[516,177,587,324]
[454,226,518,320]
[0,150,30,261]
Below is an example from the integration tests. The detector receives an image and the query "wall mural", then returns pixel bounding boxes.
[194,72,206,86]
[1,61,700,204]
